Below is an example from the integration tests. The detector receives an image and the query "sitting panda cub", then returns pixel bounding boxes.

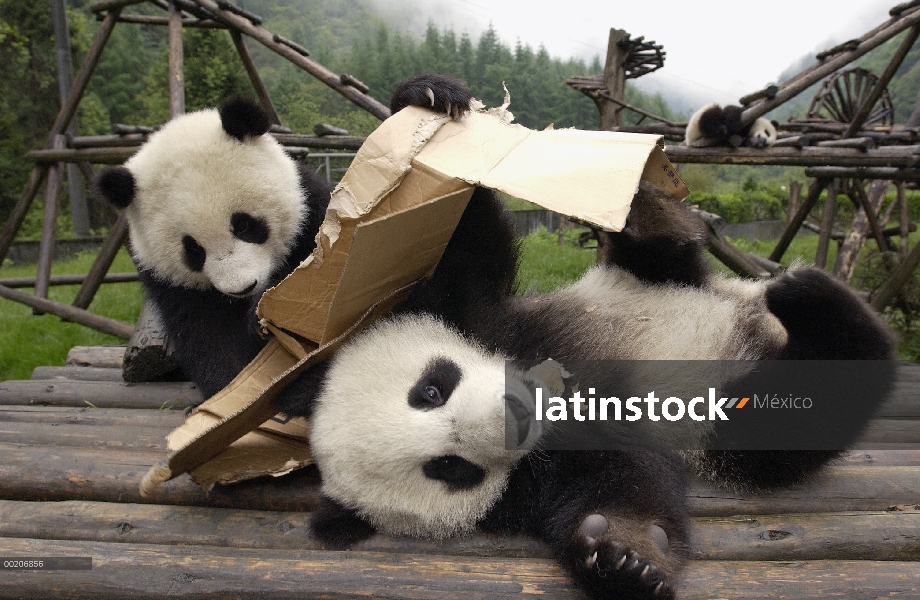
[685,102,778,148]
[280,183,895,600]
[93,74,506,401]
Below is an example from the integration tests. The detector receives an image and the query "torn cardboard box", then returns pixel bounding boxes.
[139,104,688,495]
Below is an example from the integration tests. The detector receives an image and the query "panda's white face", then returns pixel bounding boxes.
[747,117,778,148]
[309,315,544,538]
[123,110,306,296]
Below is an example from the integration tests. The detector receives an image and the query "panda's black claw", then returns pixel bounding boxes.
[390,74,472,119]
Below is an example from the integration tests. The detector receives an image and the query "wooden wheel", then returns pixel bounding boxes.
[805,67,894,126]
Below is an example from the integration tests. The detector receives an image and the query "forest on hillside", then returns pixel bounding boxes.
[3,0,920,229]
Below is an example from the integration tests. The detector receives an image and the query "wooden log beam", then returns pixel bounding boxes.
[49,9,121,142]
[845,24,920,137]
[769,178,829,263]
[0,284,134,339]
[66,346,125,369]
[815,179,838,269]
[2,537,920,599]
[0,273,138,289]
[73,211,130,309]
[664,144,920,168]
[0,380,200,409]
[88,0,145,12]
[870,235,920,310]
[0,406,184,427]
[230,29,281,126]
[30,366,125,382]
[850,179,896,252]
[115,14,225,27]
[167,1,185,118]
[191,0,390,120]
[741,6,920,125]
[805,166,920,181]
[34,136,66,308]
[0,166,47,264]
[1,499,918,562]
[0,441,321,511]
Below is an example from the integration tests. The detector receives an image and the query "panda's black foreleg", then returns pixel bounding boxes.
[604,182,709,287]
[514,450,690,600]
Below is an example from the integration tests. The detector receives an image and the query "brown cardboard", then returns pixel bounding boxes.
[139,104,688,494]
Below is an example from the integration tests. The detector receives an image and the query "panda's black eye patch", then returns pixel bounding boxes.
[422,455,485,490]
[231,212,269,244]
[408,357,462,409]
[182,235,206,272]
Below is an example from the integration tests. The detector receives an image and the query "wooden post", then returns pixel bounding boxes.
[787,181,801,225]
[899,182,909,255]
[815,179,838,269]
[72,212,130,310]
[230,30,282,126]
[0,167,48,264]
[851,179,894,252]
[832,180,891,282]
[53,0,89,238]
[871,239,920,310]
[168,1,185,117]
[599,29,629,131]
[34,136,67,312]
[770,178,829,263]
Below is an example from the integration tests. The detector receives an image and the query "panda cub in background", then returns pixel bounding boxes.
[93,75,504,402]
[281,183,895,600]
[685,102,778,148]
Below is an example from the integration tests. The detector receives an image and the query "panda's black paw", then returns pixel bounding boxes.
[390,74,472,120]
[766,267,895,359]
[571,513,677,600]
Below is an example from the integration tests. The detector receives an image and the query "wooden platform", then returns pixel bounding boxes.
[1,347,919,599]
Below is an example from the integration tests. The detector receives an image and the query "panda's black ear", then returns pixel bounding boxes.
[771,120,780,128]
[93,167,136,209]
[219,97,271,142]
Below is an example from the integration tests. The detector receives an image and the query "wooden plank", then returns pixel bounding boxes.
[0,500,552,558]
[664,144,920,168]
[0,441,320,511]
[858,419,920,444]
[0,421,171,452]
[30,366,125,382]
[689,465,920,516]
[1,500,917,562]
[66,345,125,368]
[0,380,201,409]
[0,538,585,600]
[1,537,918,599]
[0,406,184,428]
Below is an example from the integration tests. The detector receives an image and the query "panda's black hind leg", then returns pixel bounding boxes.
[766,267,895,360]
[568,512,682,599]
[390,74,472,120]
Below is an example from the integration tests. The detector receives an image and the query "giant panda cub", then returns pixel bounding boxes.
[93,74,510,401]
[280,183,895,600]
[685,102,778,148]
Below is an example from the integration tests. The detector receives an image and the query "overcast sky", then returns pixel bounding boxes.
[369,0,898,110]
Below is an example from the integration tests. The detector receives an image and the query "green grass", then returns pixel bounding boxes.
[0,249,144,381]
[516,226,597,293]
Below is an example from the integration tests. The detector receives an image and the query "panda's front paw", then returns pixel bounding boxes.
[572,513,678,599]
[390,74,472,120]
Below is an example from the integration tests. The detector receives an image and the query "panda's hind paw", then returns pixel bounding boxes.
[572,513,678,600]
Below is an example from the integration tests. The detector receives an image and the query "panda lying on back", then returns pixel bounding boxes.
[93,74,509,401]
[278,183,895,600]
[685,102,778,148]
